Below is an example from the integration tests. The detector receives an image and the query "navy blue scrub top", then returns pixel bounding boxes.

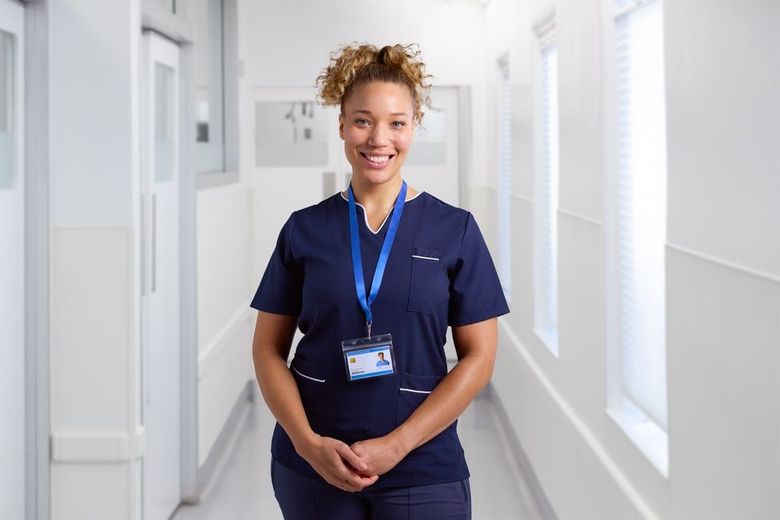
[250,189,510,489]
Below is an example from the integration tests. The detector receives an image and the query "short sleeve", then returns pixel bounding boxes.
[448,212,510,326]
[250,212,303,316]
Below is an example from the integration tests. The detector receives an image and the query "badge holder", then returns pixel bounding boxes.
[342,332,395,382]
[344,181,406,382]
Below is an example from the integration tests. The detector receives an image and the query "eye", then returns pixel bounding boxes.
[392,120,407,128]
[354,118,370,126]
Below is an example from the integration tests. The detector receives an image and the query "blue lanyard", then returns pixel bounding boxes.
[348,181,408,337]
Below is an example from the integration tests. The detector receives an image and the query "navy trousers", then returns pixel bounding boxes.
[271,459,472,520]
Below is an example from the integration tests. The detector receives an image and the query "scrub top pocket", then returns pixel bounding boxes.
[396,372,456,462]
[290,356,328,430]
[408,247,448,315]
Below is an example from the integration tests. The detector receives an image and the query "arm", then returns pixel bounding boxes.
[350,317,498,476]
[252,311,378,491]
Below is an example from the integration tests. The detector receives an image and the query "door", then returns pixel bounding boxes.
[398,87,461,361]
[141,31,181,520]
[396,86,460,206]
[253,86,343,248]
[252,85,461,227]
[252,88,343,351]
[0,1,25,518]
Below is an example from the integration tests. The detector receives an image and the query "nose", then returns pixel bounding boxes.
[367,124,390,147]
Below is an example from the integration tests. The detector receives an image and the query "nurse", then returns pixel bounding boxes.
[251,42,509,519]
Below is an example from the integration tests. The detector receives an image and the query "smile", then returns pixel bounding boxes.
[360,152,395,165]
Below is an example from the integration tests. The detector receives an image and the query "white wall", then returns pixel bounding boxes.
[487,0,780,519]
[45,0,257,512]
[196,183,255,465]
[193,0,258,466]
[663,1,780,518]
[48,1,144,519]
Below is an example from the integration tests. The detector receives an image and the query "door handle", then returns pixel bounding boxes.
[151,193,157,294]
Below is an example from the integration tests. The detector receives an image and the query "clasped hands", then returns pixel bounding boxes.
[297,433,407,493]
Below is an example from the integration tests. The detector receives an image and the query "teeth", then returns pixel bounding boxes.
[365,154,390,163]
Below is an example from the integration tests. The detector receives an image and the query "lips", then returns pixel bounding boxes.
[360,152,396,169]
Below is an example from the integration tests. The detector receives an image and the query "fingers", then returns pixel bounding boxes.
[331,450,374,492]
[335,442,368,473]
[315,440,370,492]
[311,437,379,492]
[328,467,375,492]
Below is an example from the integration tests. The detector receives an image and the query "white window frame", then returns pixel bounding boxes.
[603,0,669,478]
[532,14,560,356]
[194,0,239,188]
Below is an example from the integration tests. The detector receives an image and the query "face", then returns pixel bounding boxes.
[339,81,415,187]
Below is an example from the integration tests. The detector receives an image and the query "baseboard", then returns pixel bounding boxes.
[195,380,255,500]
[491,384,558,520]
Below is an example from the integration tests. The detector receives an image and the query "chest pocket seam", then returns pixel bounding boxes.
[408,247,447,315]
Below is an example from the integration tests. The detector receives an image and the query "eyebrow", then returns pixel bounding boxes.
[352,109,410,117]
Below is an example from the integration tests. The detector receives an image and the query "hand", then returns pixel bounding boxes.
[297,434,379,492]
[350,435,407,477]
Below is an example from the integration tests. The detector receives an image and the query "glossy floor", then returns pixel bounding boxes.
[172,388,547,520]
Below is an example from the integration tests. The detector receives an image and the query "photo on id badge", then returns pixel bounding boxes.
[342,334,395,382]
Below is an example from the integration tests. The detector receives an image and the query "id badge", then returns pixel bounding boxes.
[341,333,395,382]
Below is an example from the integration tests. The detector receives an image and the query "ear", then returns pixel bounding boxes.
[338,112,345,140]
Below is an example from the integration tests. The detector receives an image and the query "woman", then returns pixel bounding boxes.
[251,42,509,519]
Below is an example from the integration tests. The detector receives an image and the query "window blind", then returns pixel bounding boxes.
[536,43,560,348]
[614,0,668,430]
[497,61,512,301]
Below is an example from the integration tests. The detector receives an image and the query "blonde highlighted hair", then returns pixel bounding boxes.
[316,43,433,126]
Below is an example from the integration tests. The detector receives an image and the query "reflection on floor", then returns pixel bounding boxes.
[173,386,547,520]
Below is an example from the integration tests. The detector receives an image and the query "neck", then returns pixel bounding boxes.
[349,176,403,211]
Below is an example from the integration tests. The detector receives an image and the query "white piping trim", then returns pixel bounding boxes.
[292,367,325,383]
[400,387,432,394]
[340,190,424,235]
[412,254,439,261]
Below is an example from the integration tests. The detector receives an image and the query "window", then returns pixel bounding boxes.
[533,20,559,355]
[606,0,669,476]
[254,101,329,167]
[0,29,14,188]
[190,0,238,186]
[192,0,225,173]
[496,53,512,303]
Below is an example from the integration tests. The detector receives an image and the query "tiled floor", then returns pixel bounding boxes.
[173,388,546,520]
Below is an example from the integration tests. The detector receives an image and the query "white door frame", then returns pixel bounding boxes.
[1,1,51,519]
[0,2,26,519]
[139,9,200,502]
[23,1,52,518]
[141,29,183,520]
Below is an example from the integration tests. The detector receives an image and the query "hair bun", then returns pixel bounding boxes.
[316,42,432,126]
[377,45,391,64]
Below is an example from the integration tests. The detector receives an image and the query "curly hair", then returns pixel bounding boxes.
[316,43,433,126]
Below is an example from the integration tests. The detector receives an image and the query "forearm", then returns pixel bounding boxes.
[253,349,318,453]
[388,353,493,456]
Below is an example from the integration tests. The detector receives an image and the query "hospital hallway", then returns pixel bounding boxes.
[2,0,779,519]
[171,385,551,520]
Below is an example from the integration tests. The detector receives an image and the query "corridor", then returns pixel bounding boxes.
[172,388,548,520]
[2,0,778,519]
